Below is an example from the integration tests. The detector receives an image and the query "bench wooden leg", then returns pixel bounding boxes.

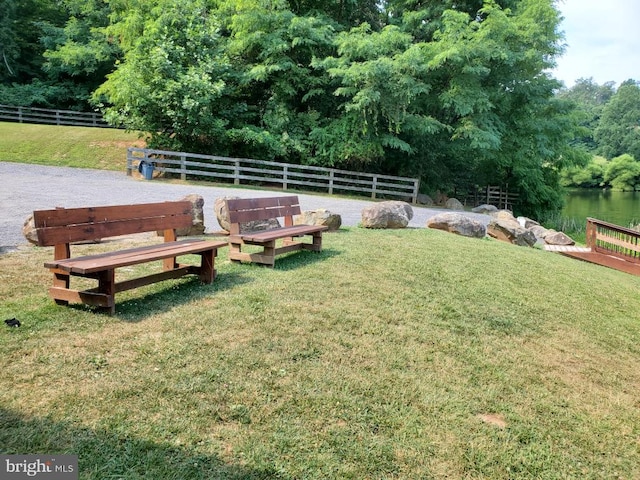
[97,270,116,315]
[199,249,216,283]
[52,270,70,306]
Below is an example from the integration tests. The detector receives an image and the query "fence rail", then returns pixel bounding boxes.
[0,104,109,128]
[485,185,519,210]
[586,217,640,263]
[127,147,420,203]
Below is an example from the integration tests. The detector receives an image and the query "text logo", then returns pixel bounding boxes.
[0,455,78,480]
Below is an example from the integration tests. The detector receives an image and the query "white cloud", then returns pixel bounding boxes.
[553,0,640,87]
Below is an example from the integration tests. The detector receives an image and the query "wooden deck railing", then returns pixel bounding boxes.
[586,218,640,263]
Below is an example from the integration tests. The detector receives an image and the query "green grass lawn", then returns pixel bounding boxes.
[0,121,144,170]
[1,227,640,479]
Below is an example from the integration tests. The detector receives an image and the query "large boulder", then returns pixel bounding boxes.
[544,230,575,246]
[487,218,537,247]
[294,209,341,231]
[214,196,280,233]
[416,194,434,206]
[157,194,205,236]
[178,194,205,236]
[22,214,38,245]
[472,204,498,214]
[361,201,413,229]
[445,198,464,210]
[517,216,540,229]
[426,213,486,238]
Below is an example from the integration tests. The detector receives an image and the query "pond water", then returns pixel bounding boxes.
[562,189,640,227]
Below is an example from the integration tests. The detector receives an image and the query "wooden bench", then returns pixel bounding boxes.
[225,196,328,266]
[33,201,227,314]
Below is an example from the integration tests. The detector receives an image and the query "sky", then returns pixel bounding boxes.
[552,0,640,88]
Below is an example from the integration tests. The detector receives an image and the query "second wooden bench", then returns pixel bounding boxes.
[225,196,328,266]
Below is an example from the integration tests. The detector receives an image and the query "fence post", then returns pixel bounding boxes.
[180,155,187,180]
[329,170,334,195]
[55,110,61,126]
[412,179,420,204]
[283,165,288,190]
[234,160,240,185]
[126,148,133,176]
[372,176,378,199]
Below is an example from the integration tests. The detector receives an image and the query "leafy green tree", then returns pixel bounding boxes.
[604,154,640,191]
[595,80,640,161]
[556,77,615,151]
[0,0,116,108]
[560,155,607,188]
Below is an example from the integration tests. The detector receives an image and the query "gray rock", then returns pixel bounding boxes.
[445,198,464,210]
[487,218,537,247]
[544,230,575,246]
[215,196,280,233]
[517,216,540,229]
[416,194,434,206]
[472,204,498,214]
[177,194,205,236]
[22,214,38,245]
[426,213,486,238]
[294,209,342,231]
[361,201,413,229]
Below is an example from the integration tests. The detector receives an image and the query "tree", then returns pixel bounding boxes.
[556,77,615,151]
[0,0,116,109]
[595,80,640,161]
[604,154,640,191]
[92,0,585,216]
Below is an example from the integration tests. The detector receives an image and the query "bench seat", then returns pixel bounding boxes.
[45,239,222,274]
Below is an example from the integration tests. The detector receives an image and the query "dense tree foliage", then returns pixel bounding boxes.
[556,77,615,151]
[2,0,593,216]
[559,80,640,191]
[595,80,640,161]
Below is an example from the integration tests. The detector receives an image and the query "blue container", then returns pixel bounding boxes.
[139,161,154,180]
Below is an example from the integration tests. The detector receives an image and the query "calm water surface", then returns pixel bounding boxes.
[562,189,640,227]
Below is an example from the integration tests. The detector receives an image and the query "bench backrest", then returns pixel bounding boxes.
[225,196,301,227]
[33,201,193,247]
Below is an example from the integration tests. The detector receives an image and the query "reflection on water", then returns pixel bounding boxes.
[562,189,640,227]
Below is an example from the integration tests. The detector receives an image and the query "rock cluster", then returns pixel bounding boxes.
[424,208,576,247]
[487,211,575,247]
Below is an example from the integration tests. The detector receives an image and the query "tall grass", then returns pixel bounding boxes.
[2,228,640,478]
[540,213,587,244]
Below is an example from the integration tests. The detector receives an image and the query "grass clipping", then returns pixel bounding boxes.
[1,227,640,478]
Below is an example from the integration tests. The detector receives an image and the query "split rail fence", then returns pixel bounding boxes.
[0,104,109,128]
[127,147,420,203]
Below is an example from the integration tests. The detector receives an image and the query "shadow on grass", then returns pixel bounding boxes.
[0,408,287,479]
[239,247,341,272]
[58,270,253,322]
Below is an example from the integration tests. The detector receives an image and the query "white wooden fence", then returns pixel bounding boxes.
[0,104,109,128]
[127,147,420,203]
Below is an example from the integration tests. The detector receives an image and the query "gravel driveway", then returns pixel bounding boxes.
[0,161,490,252]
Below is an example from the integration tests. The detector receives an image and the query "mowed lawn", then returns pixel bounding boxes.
[1,225,640,479]
[0,121,145,170]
